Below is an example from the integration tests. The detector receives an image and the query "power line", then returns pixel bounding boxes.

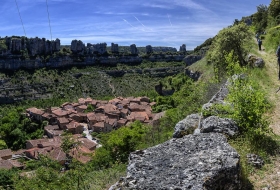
[14,0,26,37]
[46,0,53,41]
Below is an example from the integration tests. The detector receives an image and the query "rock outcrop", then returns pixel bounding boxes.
[4,36,60,56]
[200,116,239,137]
[184,55,203,66]
[179,44,186,52]
[185,68,201,81]
[146,45,153,54]
[130,44,138,55]
[152,46,177,52]
[110,133,241,190]
[173,113,201,138]
[111,43,119,53]
[71,40,85,54]
[247,54,265,68]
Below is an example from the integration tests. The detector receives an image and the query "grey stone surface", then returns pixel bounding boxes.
[146,45,153,54]
[179,44,186,52]
[173,114,201,138]
[200,116,239,137]
[208,81,229,104]
[247,54,265,68]
[183,55,202,66]
[152,46,177,52]
[130,44,138,55]
[247,154,264,168]
[110,133,241,190]
[185,68,201,81]
[111,43,119,53]
[71,39,85,54]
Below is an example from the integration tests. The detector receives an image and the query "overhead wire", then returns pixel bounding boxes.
[46,0,53,41]
[14,0,26,37]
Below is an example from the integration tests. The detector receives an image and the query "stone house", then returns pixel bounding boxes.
[76,105,87,113]
[85,97,93,105]
[26,139,47,149]
[128,112,149,123]
[66,121,84,134]
[87,112,97,129]
[26,107,45,122]
[41,113,57,125]
[128,103,146,112]
[52,108,72,118]
[87,112,108,129]
[78,138,97,151]
[117,119,127,128]
[57,117,70,130]
[78,98,86,105]
[69,113,82,122]
[44,125,62,138]
[92,122,106,133]
[47,147,67,165]
[105,118,117,130]
[78,112,87,122]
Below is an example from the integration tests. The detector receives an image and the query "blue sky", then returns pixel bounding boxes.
[0,0,271,50]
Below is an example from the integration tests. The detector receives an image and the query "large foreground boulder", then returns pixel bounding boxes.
[110,133,241,190]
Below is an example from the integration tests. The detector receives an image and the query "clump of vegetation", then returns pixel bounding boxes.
[207,23,253,80]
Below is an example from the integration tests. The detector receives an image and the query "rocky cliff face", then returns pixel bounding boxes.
[3,36,60,56]
[0,36,205,71]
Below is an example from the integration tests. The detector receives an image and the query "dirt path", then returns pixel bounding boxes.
[248,45,280,190]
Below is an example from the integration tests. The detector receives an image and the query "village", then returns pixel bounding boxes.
[0,96,164,169]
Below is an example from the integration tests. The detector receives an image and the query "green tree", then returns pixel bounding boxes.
[252,4,268,32]
[268,0,280,19]
[206,23,253,79]
[101,121,147,163]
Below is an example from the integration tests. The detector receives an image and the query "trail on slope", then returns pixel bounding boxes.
[258,47,280,135]
[249,44,280,190]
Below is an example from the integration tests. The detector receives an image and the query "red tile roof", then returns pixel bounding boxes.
[129,112,149,122]
[44,125,60,131]
[128,103,146,112]
[48,147,67,162]
[0,160,13,169]
[78,138,97,151]
[9,160,24,168]
[85,97,93,104]
[0,149,12,158]
[77,105,87,110]
[105,118,117,126]
[78,98,86,105]
[93,122,105,128]
[26,107,45,115]
[57,117,69,124]
[52,108,72,117]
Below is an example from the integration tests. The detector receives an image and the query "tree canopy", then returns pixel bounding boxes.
[206,23,253,79]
